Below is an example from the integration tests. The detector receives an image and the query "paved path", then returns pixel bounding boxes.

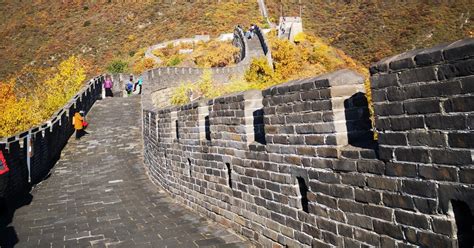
[4,96,252,247]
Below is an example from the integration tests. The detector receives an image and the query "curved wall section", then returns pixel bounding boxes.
[143,38,474,248]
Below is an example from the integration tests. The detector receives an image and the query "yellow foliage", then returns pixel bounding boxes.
[191,41,239,67]
[244,57,279,89]
[0,56,87,138]
[153,40,239,68]
[41,56,87,118]
[132,58,155,74]
[170,82,194,106]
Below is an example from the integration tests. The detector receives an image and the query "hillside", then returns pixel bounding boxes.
[266,0,473,66]
[0,1,263,82]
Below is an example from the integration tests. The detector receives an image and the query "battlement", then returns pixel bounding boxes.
[142,38,474,247]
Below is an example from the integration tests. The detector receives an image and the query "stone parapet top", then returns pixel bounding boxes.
[370,38,474,74]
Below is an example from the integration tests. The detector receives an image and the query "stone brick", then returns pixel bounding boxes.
[364,205,393,221]
[355,188,381,204]
[444,95,474,113]
[390,116,425,131]
[373,220,404,239]
[416,231,454,247]
[425,114,467,130]
[438,59,474,80]
[395,210,429,229]
[374,102,404,116]
[386,85,421,101]
[321,230,343,246]
[407,131,446,147]
[357,160,385,175]
[404,99,440,114]
[459,168,474,183]
[341,174,366,187]
[330,185,354,200]
[333,160,357,172]
[419,80,462,98]
[378,133,407,146]
[370,73,398,89]
[419,165,458,181]
[317,218,337,233]
[382,193,415,211]
[402,180,437,198]
[338,199,365,215]
[302,223,321,238]
[367,177,398,191]
[414,45,444,66]
[399,66,437,84]
[443,39,474,61]
[347,213,373,230]
[389,57,416,71]
[316,193,338,209]
[448,132,474,148]
[431,218,455,237]
[338,224,353,238]
[316,147,338,158]
[394,148,430,163]
[380,235,397,248]
[353,228,380,246]
[430,149,472,165]
[413,198,437,214]
[385,162,417,178]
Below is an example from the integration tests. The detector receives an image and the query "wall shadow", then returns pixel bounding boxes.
[253,109,266,145]
[0,192,33,248]
[344,92,375,149]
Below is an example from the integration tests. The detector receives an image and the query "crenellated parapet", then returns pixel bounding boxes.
[143,38,474,247]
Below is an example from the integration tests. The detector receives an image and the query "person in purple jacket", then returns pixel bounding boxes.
[104,75,114,97]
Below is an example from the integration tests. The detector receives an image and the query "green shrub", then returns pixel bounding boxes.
[106,60,128,73]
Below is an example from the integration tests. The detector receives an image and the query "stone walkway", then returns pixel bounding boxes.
[4,96,252,247]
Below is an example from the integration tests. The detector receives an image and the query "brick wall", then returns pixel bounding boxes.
[0,76,103,199]
[143,38,474,247]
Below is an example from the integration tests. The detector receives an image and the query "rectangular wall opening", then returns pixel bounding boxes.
[296,176,309,213]
[188,158,192,177]
[205,116,211,141]
[452,200,473,248]
[175,120,179,141]
[253,109,266,145]
[226,163,233,189]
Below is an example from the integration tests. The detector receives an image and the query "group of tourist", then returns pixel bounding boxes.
[245,24,258,39]
[73,74,143,140]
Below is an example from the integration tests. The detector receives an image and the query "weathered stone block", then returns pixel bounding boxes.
[382,192,414,210]
[401,180,437,198]
[399,67,437,85]
[394,148,430,163]
[419,165,458,181]
[370,73,398,89]
[395,210,429,229]
[444,95,474,113]
[373,220,403,239]
[430,149,472,165]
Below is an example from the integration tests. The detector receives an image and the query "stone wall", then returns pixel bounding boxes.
[0,76,103,199]
[142,26,251,110]
[143,38,474,247]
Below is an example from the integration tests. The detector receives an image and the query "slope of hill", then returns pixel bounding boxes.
[0,1,263,81]
[266,0,473,66]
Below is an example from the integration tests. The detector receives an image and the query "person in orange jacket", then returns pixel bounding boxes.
[73,111,85,139]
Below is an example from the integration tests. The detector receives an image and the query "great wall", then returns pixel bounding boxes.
[0,6,473,248]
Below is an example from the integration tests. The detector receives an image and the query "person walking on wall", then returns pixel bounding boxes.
[104,75,114,97]
[73,111,86,140]
[134,77,143,95]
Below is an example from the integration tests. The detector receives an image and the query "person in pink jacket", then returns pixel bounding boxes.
[104,75,114,97]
